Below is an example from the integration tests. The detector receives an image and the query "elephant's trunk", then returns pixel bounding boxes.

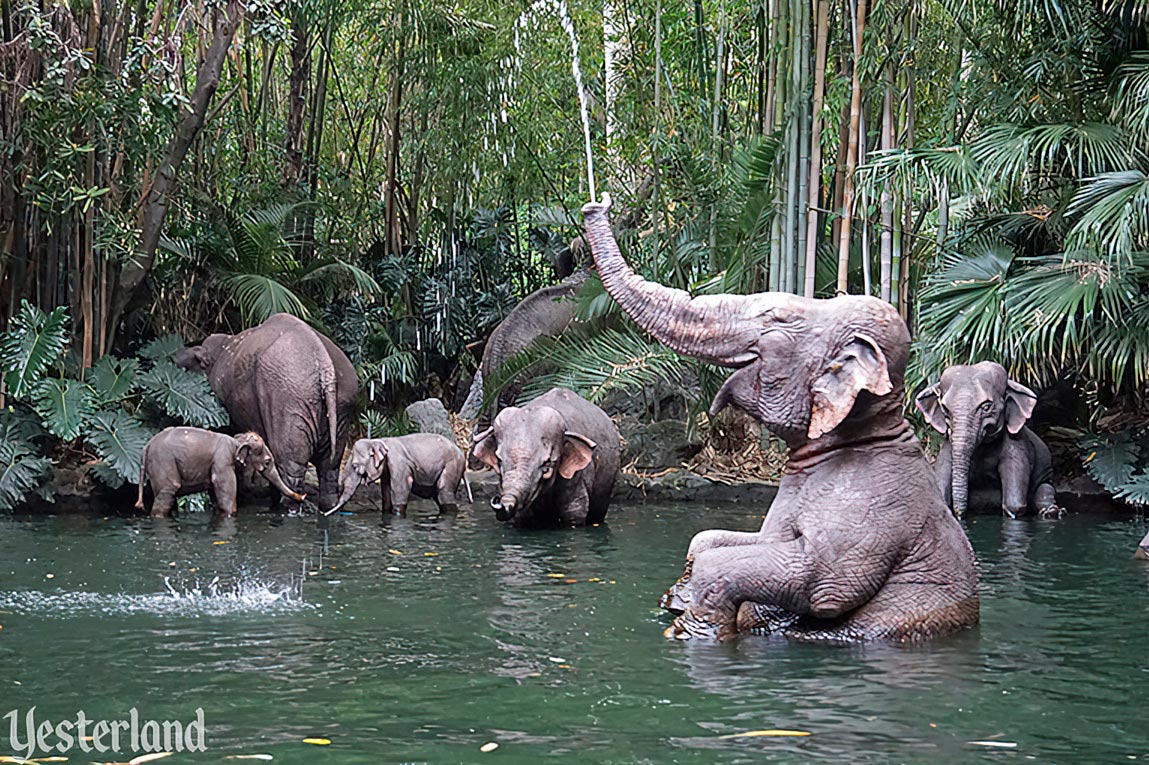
[949,416,977,517]
[325,473,362,515]
[582,198,786,368]
[492,470,537,521]
[264,462,306,504]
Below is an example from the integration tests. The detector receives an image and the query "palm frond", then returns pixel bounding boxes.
[0,438,53,511]
[219,272,313,323]
[86,410,156,487]
[1065,171,1149,257]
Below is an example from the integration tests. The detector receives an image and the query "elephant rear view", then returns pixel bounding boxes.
[459,270,588,427]
[472,387,619,528]
[174,313,358,512]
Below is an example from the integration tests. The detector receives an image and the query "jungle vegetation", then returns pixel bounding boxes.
[1,0,1148,508]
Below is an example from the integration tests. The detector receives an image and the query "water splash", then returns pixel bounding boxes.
[0,576,313,618]
[508,0,596,201]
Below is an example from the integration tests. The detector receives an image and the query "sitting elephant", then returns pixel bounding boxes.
[136,428,304,517]
[174,313,358,512]
[915,361,1060,518]
[327,434,471,515]
[581,196,979,642]
[472,387,620,528]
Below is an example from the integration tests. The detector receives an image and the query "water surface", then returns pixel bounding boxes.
[0,502,1147,763]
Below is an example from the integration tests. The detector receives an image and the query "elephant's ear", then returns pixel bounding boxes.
[559,432,596,479]
[808,334,893,440]
[472,428,498,471]
[1004,379,1038,434]
[369,442,388,472]
[235,441,252,466]
[914,383,948,434]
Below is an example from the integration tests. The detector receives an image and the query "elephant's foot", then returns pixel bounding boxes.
[1038,503,1066,519]
[1136,545,1149,561]
[664,606,739,642]
[659,555,694,614]
[736,602,798,635]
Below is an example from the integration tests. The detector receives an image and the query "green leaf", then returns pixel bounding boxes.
[86,410,155,487]
[87,356,139,406]
[1114,470,1149,506]
[137,360,229,428]
[31,378,95,441]
[138,333,187,362]
[0,438,53,512]
[0,301,69,398]
[1080,433,1140,492]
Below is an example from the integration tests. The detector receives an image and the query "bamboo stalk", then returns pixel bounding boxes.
[836,0,867,295]
[803,0,829,298]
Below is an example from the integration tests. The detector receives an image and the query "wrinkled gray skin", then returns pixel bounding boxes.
[916,361,1061,519]
[329,434,469,515]
[174,313,357,512]
[136,428,304,517]
[472,387,620,528]
[459,267,588,426]
[582,196,979,643]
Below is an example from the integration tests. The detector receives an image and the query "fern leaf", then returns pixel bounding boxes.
[87,356,140,406]
[0,301,69,399]
[138,360,229,428]
[32,378,95,441]
[87,410,156,487]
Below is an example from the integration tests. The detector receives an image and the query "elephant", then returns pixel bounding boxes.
[173,313,358,512]
[472,387,620,528]
[136,428,304,517]
[458,270,589,427]
[581,195,979,642]
[915,361,1061,519]
[327,434,471,515]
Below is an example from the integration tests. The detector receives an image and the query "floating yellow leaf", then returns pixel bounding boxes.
[212,541,229,546]
[302,738,331,746]
[479,743,499,753]
[423,552,438,557]
[563,579,577,584]
[587,578,601,582]
[968,741,1017,749]
[388,549,404,555]
[129,753,173,765]
[545,573,565,578]
[0,757,31,764]
[31,758,69,762]
[718,730,811,739]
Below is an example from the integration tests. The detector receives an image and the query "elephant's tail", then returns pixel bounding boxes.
[319,352,340,460]
[458,369,483,420]
[135,442,149,510]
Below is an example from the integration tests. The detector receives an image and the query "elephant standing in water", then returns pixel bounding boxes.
[581,196,978,642]
[174,313,358,512]
[328,434,470,515]
[473,387,620,528]
[915,361,1061,518]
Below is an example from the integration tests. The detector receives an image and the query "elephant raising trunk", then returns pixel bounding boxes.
[584,196,796,369]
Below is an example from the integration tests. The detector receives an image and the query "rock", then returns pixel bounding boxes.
[617,415,703,471]
[405,398,454,439]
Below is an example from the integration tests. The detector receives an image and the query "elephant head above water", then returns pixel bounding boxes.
[915,361,1060,518]
[583,196,908,449]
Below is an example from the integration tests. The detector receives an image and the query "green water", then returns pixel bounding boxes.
[0,501,1147,764]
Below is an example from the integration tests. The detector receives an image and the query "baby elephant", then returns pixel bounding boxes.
[472,387,620,528]
[916,361,1060,518]
[136,428,304,517]
[328,434,470,515]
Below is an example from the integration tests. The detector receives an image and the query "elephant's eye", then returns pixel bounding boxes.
[541,463,555,479]
[979,401,993,411]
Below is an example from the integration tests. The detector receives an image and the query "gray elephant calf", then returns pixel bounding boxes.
[136,428,304,517]
[916,361,1060,518]
[472,387,620,528]
[329,434,469,515]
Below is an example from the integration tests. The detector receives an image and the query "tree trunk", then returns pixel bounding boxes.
[835,0,867,295]
[282,14,310,189]
[112,0,245,331]
[879,60,893,303]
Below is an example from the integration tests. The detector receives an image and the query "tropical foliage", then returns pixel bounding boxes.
[0,303,227,509]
